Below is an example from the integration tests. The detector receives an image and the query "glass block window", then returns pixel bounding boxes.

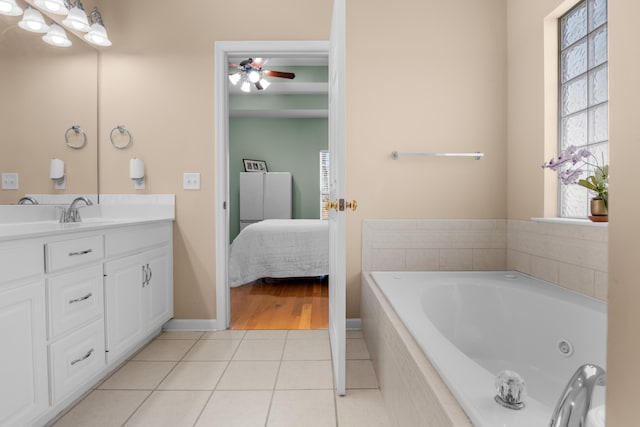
[320,150,330,219]
[559,0,608,217]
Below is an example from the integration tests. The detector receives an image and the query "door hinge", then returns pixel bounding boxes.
[223,201,227,210]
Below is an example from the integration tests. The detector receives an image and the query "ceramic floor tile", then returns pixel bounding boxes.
[276,360,333,390]
[183,340,241,361]
[194,390,272,427]
[267,390,336,427]
[52,390,150,427]
[157,361,227,390]
[335,389,392,427]
[216,361,280,390]
[286,329,329,340]
[282,338,331,360]
[233,339,285,361]
[346,330,364,339]
[124,390,210,427]
[346,360,379,389]
[156,331,203,340]
[98,361,176,390]
[244,330,288,340]
[346,338,371,360]
[131,339,195,361]
[201,330,247,340]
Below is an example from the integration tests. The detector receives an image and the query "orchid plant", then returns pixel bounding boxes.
[542,145,609,210]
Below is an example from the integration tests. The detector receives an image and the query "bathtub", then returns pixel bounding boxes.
[362,271,607,427]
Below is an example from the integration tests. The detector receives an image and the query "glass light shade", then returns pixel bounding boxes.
[259,78,271,90]
[43,24,72,47]
[34,0,68,15]
[83,22,111,46]
[62,6,90,32]
[228,73,241,85]
[18,7,50,33]
[0,0,23,16]
[247,70,261,83]
[240,80,251,93]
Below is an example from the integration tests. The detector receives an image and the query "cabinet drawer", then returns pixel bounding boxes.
[47,265,104,340]
[105,222,171,258]
[0,241,43,285]
[46,235,103,273]
[49,319,105,404]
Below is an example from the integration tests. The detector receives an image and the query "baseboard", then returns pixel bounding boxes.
[163,319,219,331]
[163,318,361,331]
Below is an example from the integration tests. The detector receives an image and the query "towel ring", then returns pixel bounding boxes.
[110,125,133,149]
[65,125,87,149]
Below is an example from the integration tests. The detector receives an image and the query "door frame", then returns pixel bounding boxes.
[214,40,330,330]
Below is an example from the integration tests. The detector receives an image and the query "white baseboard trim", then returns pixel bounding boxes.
[163,319,219,331]
[347,318,361,331]
[163,318,361,331]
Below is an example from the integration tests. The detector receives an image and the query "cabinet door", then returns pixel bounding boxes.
[0,281,48,427]
[104,253,146,363]
[143,247,173,332]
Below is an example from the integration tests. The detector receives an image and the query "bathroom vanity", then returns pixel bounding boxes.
[0,205,174,427]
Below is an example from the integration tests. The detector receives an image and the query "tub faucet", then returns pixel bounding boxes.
[17,196,38,205]
[60,196,93,223]
[549,364,606,427]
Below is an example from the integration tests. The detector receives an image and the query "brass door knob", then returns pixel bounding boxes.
[345,200,358,211]
[325,200,338,211]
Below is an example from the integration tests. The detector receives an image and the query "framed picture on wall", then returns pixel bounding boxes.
[243,159,268,172]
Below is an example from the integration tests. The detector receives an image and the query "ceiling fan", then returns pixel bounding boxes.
[228,58,295,92]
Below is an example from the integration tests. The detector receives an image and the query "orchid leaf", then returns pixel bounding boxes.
[578,179,597,191]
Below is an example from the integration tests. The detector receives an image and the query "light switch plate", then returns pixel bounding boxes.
[1,173,18,190]
[183,173,201,190]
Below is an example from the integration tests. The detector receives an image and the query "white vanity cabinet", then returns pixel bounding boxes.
[0,242,48,427]
[104,223,173,363]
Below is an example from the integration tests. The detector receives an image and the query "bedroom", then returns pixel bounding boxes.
[227,57,329,330]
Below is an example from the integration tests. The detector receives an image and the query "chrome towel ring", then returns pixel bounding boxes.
[65,125,87,149]
[110,125,133,149]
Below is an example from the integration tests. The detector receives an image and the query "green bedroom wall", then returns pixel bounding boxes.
[229,117,328,241]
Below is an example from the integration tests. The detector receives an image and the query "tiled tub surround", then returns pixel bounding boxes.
[362,219,607,301]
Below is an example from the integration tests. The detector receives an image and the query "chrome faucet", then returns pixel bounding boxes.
[17,196,38,205]
[60,196,93,223]
[549,364,606,427]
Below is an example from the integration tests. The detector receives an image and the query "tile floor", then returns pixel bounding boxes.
[51,330,391,427]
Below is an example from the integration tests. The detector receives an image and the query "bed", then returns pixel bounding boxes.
[228,219,329,287]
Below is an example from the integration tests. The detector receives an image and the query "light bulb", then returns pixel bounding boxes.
[18,7,50,33]
[228,73,241,85]
[259,78,271,90]
[241,80,251,93]
[63,5,90,32]
[34,0,68,15]
[83,22,111,46]
[0,0,22,16]
[247,70,260,83]
[43,24,72,47]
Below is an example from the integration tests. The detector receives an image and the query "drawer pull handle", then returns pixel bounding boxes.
[70,348,94,366]
[69,248,93,257]
[69,293,93,304]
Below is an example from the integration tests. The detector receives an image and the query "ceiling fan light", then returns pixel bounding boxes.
[240,80,251,93]
[63,4,90,32]
[259,78,271,90]
[0,0,22,16]
[43,23,72,47]
[228,73,241,86]
[18,7,50,33]
[34,0,68,15]
[247,70,261,83]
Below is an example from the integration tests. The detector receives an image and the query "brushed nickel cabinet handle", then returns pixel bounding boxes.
[69,293,93,304]
[68,249,93,257]
[70,348,94,366]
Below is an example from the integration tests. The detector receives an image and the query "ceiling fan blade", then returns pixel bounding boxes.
[255,81,264,90]
[263,70,296,79]
[251,57,268,68]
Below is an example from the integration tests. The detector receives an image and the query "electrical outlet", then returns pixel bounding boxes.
[183,173,201,190]
[1,173,18,190]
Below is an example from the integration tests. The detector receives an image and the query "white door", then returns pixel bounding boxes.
[328,0,347,396]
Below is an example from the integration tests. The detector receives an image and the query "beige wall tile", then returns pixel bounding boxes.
[594,271,608,301]
[558,263,595,297]
[439,249,473,271]
[406,249,440,270]
[530,256,559,284]
[472,249,507,270]
[370,248,405,271]
[506,249,531,274]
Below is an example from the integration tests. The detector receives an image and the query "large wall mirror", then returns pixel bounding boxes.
[0,6,98,205]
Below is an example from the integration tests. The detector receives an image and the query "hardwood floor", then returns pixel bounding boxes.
[230,277,328,330]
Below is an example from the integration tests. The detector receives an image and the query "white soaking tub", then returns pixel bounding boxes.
[368,271,607,427]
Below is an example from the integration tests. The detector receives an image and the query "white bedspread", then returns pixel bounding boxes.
[228,219,329,287]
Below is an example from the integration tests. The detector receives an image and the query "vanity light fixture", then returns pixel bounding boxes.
[0,0,22,16]
[62,0,89,32]
[83,7,111,46]
[18,7,49,33]
[43,23,71,47]
[34,0,68,15]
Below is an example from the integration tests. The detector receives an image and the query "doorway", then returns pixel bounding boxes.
[214,41,331,331]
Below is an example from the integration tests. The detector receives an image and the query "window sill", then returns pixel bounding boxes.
[531,217,608,227]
